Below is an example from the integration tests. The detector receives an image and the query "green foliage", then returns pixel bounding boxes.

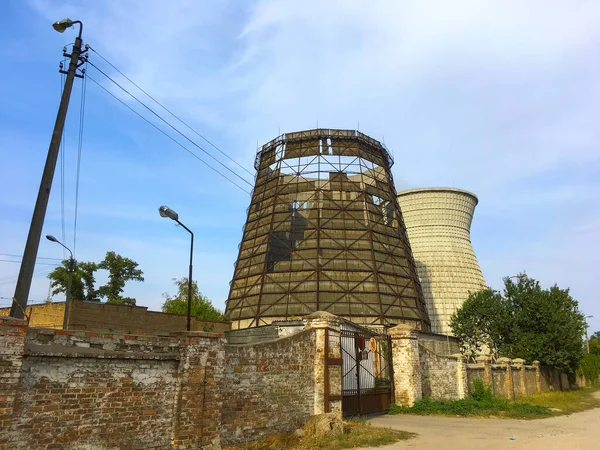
[97,251,144,305]
[471,378,494,402]
[450,274,586,374]
[589,331,600,356]
[161,277,228,321]
[47,251,143,305]
[388,396,550,419]
[47,259,99,302]
[577,354,600,385]
[449,288,509,358]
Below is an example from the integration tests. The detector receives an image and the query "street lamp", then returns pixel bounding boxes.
[159,206,194,331]
[52,18,83,38]
[585,315,594,354]
[11,19,85,320]
[507,273,526,282]
[46,235,74,329]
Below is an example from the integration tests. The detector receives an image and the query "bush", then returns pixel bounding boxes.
[577,354,600,385]
[471,378,494,402]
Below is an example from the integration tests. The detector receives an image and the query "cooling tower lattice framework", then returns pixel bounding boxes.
[396,188,486,335]
[226,129,430,330]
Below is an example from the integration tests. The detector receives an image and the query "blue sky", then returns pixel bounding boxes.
[1,0,599,332]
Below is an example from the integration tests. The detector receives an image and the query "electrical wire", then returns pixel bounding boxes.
[73,60,88,257]
[87,61,253,189]
[88,47,255,178]
[0,254,62,261]
[0,267,56,287]
[86,73,252,194]
[0,260,59,266]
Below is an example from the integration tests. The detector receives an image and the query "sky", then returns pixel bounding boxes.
[0,0,598,332]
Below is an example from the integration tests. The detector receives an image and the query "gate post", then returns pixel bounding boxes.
[388,324,421,407]
[304,312,342,416]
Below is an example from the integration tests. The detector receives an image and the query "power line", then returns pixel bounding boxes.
[88,47,255,178]
[0,260,59,266]
[0,267,55,287]
[86,74,252,194]
[0,254,62,261]
[87,61,253,189]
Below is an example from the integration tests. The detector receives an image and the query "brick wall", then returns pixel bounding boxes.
[0,317,225,450]
[417,331,460,356]
[0,314,335,449]
[221,329,317,446]
[0,302,64,328]
[0,301,231,335]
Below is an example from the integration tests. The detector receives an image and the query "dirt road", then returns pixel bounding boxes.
[361,393,600,450]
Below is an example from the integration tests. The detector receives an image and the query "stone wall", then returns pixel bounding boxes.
[390,325,467,406]
[0,313,340,449]
[419,346,467,401]
[465,356,572,399]
[0,300,231,335]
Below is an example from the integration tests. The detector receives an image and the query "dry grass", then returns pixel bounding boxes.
[224,420,415,450]
[514,387,600,415]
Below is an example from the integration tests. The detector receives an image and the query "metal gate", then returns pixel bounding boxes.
[341,327,393,416]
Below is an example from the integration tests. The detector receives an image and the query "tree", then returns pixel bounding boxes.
[161,277,228,321]
[503,277,586,374]
[449,288,509,359]
[47,259,99,302]
[97,251,144,305]
[450,274,586,374]
[589,331,600,356]
[78,261,100,302]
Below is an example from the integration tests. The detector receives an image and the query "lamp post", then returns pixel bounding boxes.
[159,206,194,331]
[11,19,86,320]
[46,235,74,329]
[507,273,526,282]
[585,315,593,354]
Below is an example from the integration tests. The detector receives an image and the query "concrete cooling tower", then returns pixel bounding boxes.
[226,129,431,331]
[396,188,486,335]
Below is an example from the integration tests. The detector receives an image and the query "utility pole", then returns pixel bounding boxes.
[10,19,86,320]
[585,315,593,354]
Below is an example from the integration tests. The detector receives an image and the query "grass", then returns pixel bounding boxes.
[389,396,551,419]
[224,420,415,450]
[389,386,600,419]
[514,387,600,415]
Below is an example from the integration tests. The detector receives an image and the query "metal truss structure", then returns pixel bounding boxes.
[226,129,431,331]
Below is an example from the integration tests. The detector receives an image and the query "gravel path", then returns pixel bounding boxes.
[360,392,600,450]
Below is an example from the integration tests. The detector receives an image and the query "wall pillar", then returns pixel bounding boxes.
[0,317,27,449]
[497,357,513,399]
[171,333,225,450]
[450,354,468,399]
[304,312,342,416]
[532,360,541,393]
[475,355,492,391]
[511,358,526,397]
[389,325,421,406]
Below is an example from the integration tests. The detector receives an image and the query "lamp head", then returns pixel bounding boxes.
[52,18,74,33]
[159,205,179,221]
[46,234,59,243]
